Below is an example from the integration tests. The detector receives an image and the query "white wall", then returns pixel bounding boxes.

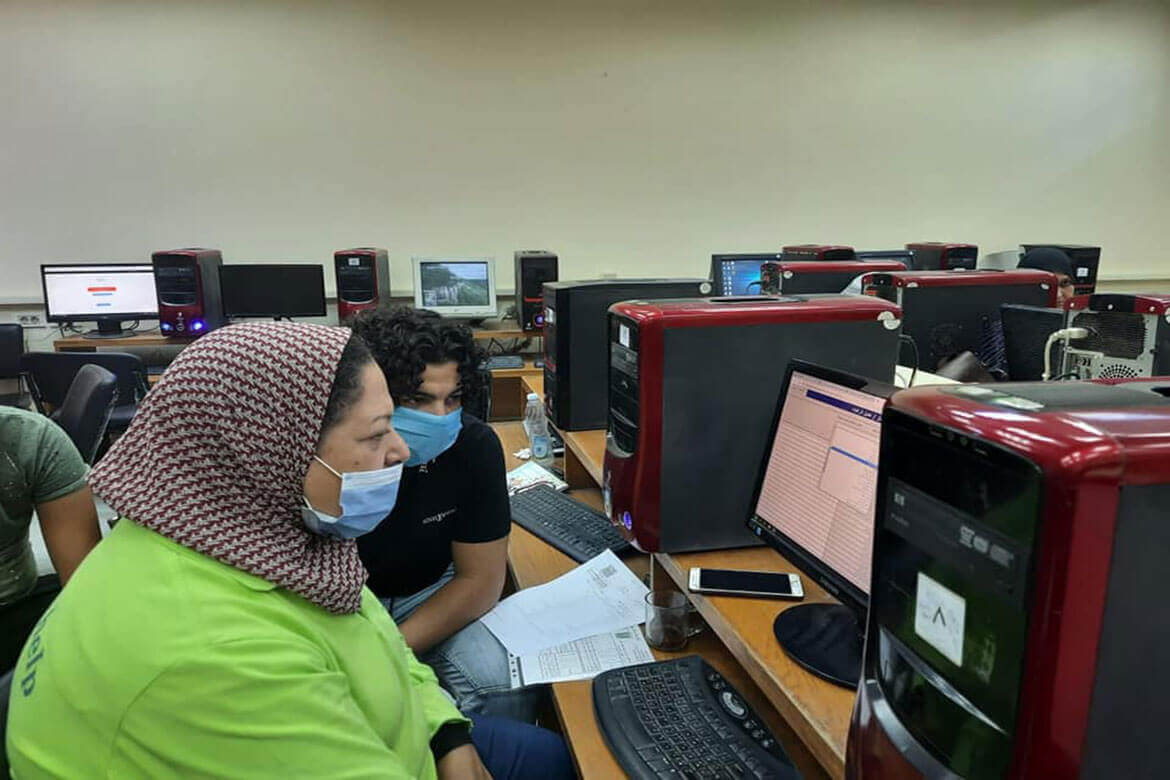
[2,0,1168,303]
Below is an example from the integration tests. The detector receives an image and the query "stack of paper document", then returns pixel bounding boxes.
[506,461,568,495]
[482,549,655,685]
[508,627,654,688]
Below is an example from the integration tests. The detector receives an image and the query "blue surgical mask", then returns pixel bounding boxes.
[301,458,403,539]
[392,407,463,467]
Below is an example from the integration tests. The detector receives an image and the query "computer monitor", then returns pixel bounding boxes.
[709,253,779,296]
[746,360,893,688]
[856,249,914,264]
[41,263,159,338]
[218,264,327,319]
[412,257,497,319]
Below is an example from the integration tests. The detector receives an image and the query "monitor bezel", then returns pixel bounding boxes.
[218,263,327,319]
[745,358,896,620]
[40,263,160,324]
[412,256,497,318]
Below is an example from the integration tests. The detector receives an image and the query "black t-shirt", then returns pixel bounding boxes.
[358,415,511,598]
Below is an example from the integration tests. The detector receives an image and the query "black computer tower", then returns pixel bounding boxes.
[543,278,710,430]
[514,251,558,332]
[1001,304,1068,381]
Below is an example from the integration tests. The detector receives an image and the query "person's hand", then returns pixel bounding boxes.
[437,744,492,780]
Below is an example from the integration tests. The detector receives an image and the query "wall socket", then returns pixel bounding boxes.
[17,312,47,329]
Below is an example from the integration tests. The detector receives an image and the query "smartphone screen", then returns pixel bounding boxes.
[698,569,796,595]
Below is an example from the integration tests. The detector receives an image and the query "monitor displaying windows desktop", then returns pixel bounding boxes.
[710,253,779,296]
[41,263,159,337]
[747,360,892,688]
[412,257,497,319]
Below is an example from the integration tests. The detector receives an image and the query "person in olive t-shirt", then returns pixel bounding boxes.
[350,308,536,721]
[1,406,102,670]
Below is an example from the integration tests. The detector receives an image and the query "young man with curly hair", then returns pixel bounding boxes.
[349,306,541,723]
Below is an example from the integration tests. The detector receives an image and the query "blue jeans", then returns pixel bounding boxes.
[470,714,574,780]
[384,565,545,723]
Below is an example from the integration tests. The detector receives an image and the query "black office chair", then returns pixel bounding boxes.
[50,364,118,464]
[20,352,149,436]
[0,323,29,407]
[0,666,13,776]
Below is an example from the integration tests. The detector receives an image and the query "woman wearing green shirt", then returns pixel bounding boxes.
[5,321,571,779]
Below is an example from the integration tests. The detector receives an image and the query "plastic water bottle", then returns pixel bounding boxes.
[524,393,553,466]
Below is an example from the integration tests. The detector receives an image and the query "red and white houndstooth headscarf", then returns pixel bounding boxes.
[89,321,368,614]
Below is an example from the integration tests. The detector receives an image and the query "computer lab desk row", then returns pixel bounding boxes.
[500,368,955,779]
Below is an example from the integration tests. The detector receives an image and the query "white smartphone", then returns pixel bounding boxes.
[687,567,804,600]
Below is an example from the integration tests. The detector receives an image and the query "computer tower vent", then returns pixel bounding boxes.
[1095,361,1143,380]
[1070,311,1148,360]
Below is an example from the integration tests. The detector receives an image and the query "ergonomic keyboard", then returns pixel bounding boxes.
[484,355,526,370]
[509,484,631,563]
[594,656,800,780]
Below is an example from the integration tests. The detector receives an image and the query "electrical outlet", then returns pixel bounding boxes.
[17,313,47,329]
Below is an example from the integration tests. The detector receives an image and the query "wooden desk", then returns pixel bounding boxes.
[494,421,826,779]
[559,429,607,488]
[531,421,853,778]
[488,359,543,420]
[53,334,191,352]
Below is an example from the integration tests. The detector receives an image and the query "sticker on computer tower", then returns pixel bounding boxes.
[914,571,965,667]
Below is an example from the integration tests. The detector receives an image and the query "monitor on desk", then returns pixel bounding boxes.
[709,253,779,296]
[413,257,497,319]
[219,264,327,319]
[746,360,893,688]
[41,263,159,338]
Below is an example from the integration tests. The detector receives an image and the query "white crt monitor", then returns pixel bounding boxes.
[412,257,497,318]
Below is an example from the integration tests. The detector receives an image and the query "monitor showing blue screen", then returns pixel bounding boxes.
[711,255,771,296]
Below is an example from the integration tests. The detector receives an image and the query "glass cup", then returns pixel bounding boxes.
[644,590,704,651]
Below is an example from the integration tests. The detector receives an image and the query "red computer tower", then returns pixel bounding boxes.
[780,244,856,262]
[151,248,224,337]
[862,269,1058,371]
[760,260,906,295]
[906,242,978,271]
[334,248,390,321]
[604,295,903,552]
[848,378,1170,779]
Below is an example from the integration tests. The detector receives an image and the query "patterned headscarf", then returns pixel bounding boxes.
[89,322,367,614]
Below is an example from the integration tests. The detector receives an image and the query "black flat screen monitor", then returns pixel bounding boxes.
[41,263,159,338]
[710,253,780,296]
[747,359,894,688]
[219,264,327,319]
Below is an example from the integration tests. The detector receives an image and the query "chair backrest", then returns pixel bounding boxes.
[0,323,23,379]
[50,364,118,464]
[20,352,147,410]
[0,666,13,776]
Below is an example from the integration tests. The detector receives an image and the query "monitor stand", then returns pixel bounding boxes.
[772,603,863,689]
[81,320,128,339]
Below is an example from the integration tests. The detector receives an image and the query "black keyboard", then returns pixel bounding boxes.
[509,484,631,563]
[484,355,525,370]
[594,656,800,780]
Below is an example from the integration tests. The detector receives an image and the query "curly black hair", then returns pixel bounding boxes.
[348,306,487,408]
[319,332,374,440]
